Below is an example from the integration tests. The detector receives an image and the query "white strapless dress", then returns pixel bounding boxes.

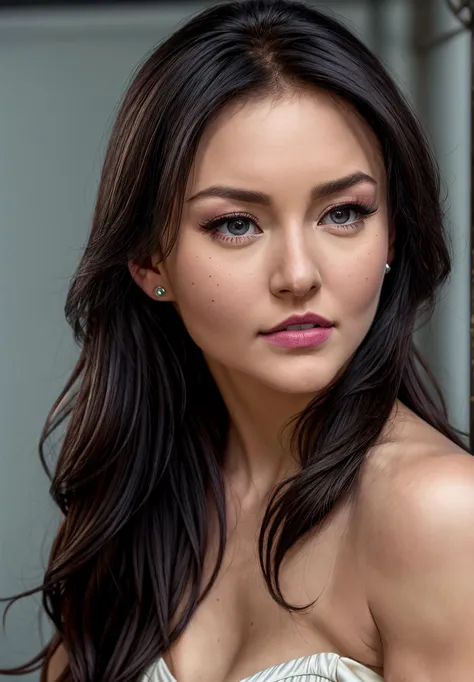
[143,652,383,682]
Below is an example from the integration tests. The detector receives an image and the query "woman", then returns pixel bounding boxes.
[2,0,473,680]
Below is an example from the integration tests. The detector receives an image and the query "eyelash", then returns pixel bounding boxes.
[198,211,261,244]
[198,201,378,244]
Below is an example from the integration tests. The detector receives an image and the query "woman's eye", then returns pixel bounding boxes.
[215,217,258,236]
[199,213,262,242]
[320,206,361,226]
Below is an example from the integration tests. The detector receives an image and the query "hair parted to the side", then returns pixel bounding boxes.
[1,0,468,680]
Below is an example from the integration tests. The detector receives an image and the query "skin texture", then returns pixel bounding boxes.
[126,89,474,682]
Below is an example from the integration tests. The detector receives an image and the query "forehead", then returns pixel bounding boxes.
[187,89,385,195]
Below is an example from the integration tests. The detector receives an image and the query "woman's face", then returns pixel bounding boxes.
[151,90,391,395]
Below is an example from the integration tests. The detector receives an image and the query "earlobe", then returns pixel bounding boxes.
[127,260,173,301]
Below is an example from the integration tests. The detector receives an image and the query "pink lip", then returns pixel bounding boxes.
[261,312,334,349]
[263,326,333,349]
[263,312,333,335]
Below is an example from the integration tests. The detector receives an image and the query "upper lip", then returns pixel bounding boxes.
[262,313,334,334]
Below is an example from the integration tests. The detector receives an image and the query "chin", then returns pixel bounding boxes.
[256,366,339,396]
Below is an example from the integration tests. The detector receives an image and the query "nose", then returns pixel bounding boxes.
[270,225,321,299]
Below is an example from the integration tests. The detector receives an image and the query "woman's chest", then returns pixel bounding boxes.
[164,512,381,682]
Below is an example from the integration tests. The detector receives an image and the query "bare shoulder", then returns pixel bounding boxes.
[360,439,474,576]
[355,404,474,680]
[357,403,472,545]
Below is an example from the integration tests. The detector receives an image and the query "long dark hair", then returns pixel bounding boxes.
[1,0,468,680]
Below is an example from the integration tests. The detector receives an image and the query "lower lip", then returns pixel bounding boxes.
[262,326,333,349]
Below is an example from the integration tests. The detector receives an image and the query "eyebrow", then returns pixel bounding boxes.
[185,171,377,206]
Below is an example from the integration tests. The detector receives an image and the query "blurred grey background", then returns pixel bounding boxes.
[0,0,471,677]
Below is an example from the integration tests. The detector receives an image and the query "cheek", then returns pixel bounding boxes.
[167,248,256,340]
[326,246,386,318]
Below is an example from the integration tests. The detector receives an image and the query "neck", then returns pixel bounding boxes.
[207,360,316,500]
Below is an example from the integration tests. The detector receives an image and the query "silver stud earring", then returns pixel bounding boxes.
[385,263,391,275]
[154,286,166,297]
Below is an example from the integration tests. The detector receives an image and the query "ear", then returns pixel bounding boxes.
[127,253,176,301]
